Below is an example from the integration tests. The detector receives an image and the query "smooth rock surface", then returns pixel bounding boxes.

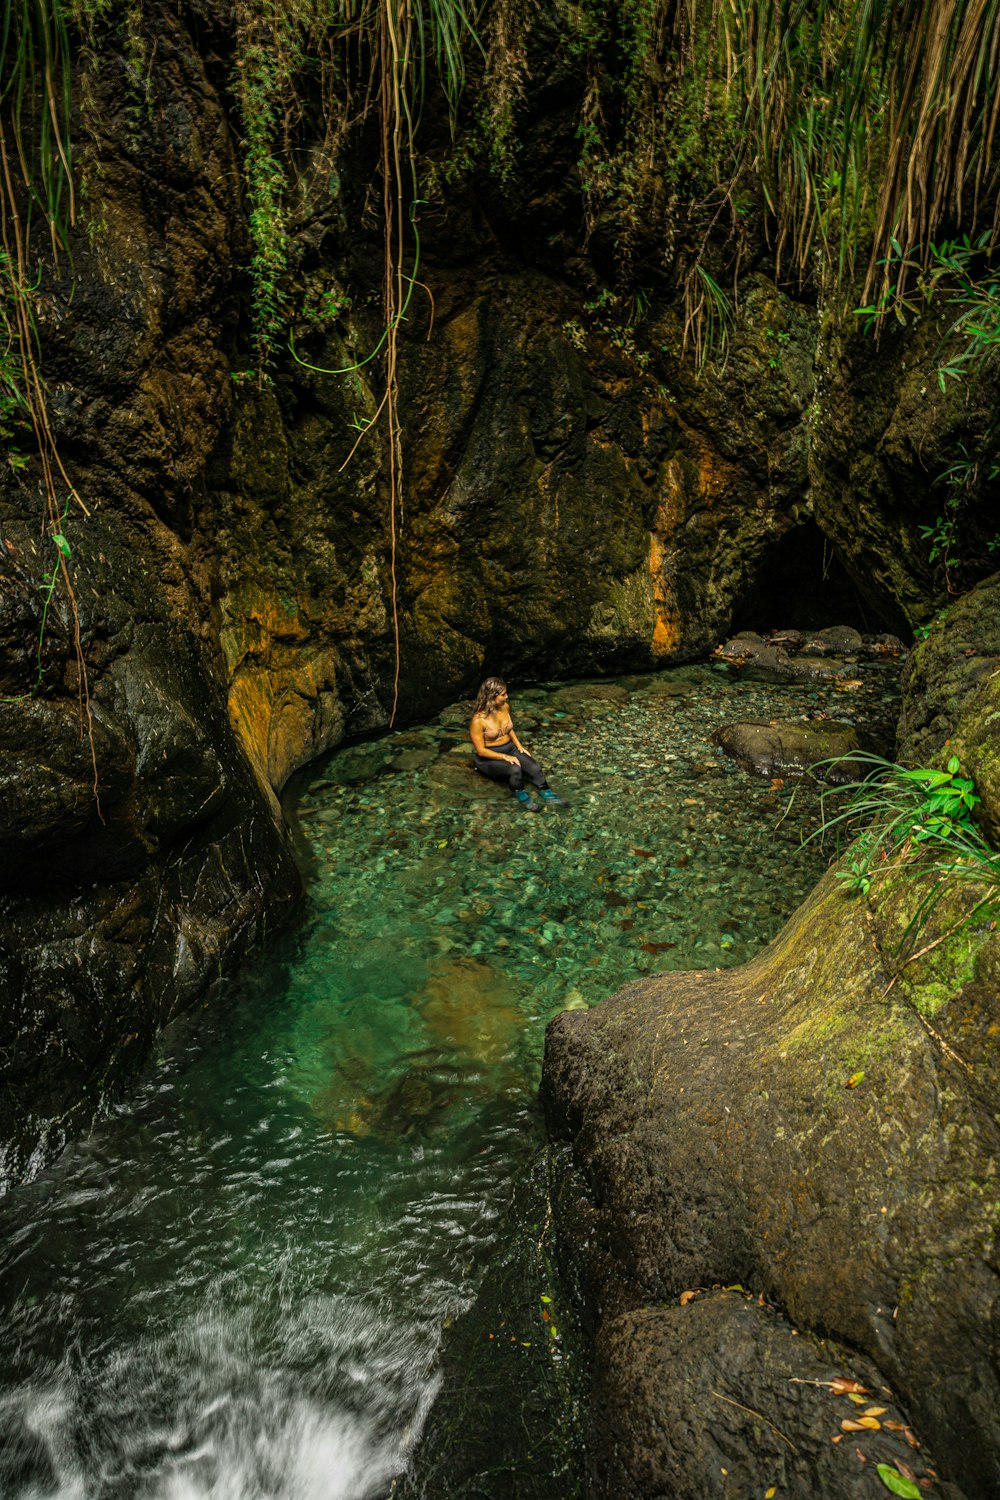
[592,1291,959,1500]
[543,856,1000,1498]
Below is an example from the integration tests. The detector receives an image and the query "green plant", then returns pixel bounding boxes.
[811,752,1000,955]
[578,3,1000,369]
[918,510,960,587]
[684,265,733,373]
[0,0,96,777]
[561,318,586,351]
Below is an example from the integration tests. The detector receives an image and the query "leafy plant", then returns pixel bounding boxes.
[810,752,1000,955]
[0,0,96,784]
[684,265,733,374]
[918,510,960,589]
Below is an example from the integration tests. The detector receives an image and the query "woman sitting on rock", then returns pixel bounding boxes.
[469,678,565,811]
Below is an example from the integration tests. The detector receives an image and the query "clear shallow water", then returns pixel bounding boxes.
[0,662,901,1500]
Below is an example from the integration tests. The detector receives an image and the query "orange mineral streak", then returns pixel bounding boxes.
[222,586,331,794]
[648,532,680,658]
[648,455,686,658]
[228,671,275,796]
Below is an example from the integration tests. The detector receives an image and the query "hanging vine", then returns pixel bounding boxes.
[233,0,476,726]
[0,0,98,803]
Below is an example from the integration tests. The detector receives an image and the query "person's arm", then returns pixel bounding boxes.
[470,716,518,763]
[510,724,529,755]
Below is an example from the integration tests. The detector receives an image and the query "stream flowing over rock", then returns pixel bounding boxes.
[542,590,1000,1499]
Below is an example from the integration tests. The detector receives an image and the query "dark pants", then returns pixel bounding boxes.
[474,742,548,794]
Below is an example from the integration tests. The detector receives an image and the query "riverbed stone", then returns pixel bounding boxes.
[713,719,863,780]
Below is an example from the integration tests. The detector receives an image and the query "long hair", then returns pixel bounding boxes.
[472,677,507,716]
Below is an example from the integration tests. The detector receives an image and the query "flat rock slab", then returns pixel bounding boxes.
[593,1291,958,1500]
[714,719,863,780]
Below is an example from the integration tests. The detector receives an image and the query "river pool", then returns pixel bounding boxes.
[0,661,900,1499]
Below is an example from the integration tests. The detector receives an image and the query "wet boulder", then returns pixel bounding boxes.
[713,719,863,781]
[712,637,857,686]
[799,625,865,656]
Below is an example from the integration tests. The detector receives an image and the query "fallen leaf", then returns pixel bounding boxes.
[632,847,656,857]
[765,1489,776,1498]
[770,777,785,789]
[883,1421,905,1432]
[831,1434,844,1444]
[904,1429,920,1449]
[858,1416,882,1430]
[847,1393,867,1405]
[832,1378,870,1396]
[875,1463,922,1498]
[856,1447,868,1463]
[863,1406,888,1417]
[841,1419,866,1432]
[844,1070,865,1089]
[679,1290,699,1306]
[894,1461,917,1482]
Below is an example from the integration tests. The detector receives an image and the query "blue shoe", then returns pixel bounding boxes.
[540,789,566,807]
[515,789,541,812]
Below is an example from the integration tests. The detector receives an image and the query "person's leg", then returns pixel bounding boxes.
[514,752,566,806]
[512,752,546,790]
[474,756,522,789]
[474,755,540,809]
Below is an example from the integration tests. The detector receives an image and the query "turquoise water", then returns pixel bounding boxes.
[0,663,900,1499]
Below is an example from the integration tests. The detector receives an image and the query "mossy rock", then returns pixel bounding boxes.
[713,719,862,780]
[542,865,1000,1498]
[898,573,1000,843]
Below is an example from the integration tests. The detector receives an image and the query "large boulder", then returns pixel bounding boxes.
[591,1291,959,1500]
[713,719,864,780]
[543,856,1000,1499]
[544,579,1000,1496]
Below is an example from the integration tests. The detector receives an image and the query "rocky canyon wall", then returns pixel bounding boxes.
[1,0,996,1180]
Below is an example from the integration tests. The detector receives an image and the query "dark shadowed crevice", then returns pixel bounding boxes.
[730,519,885,634]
